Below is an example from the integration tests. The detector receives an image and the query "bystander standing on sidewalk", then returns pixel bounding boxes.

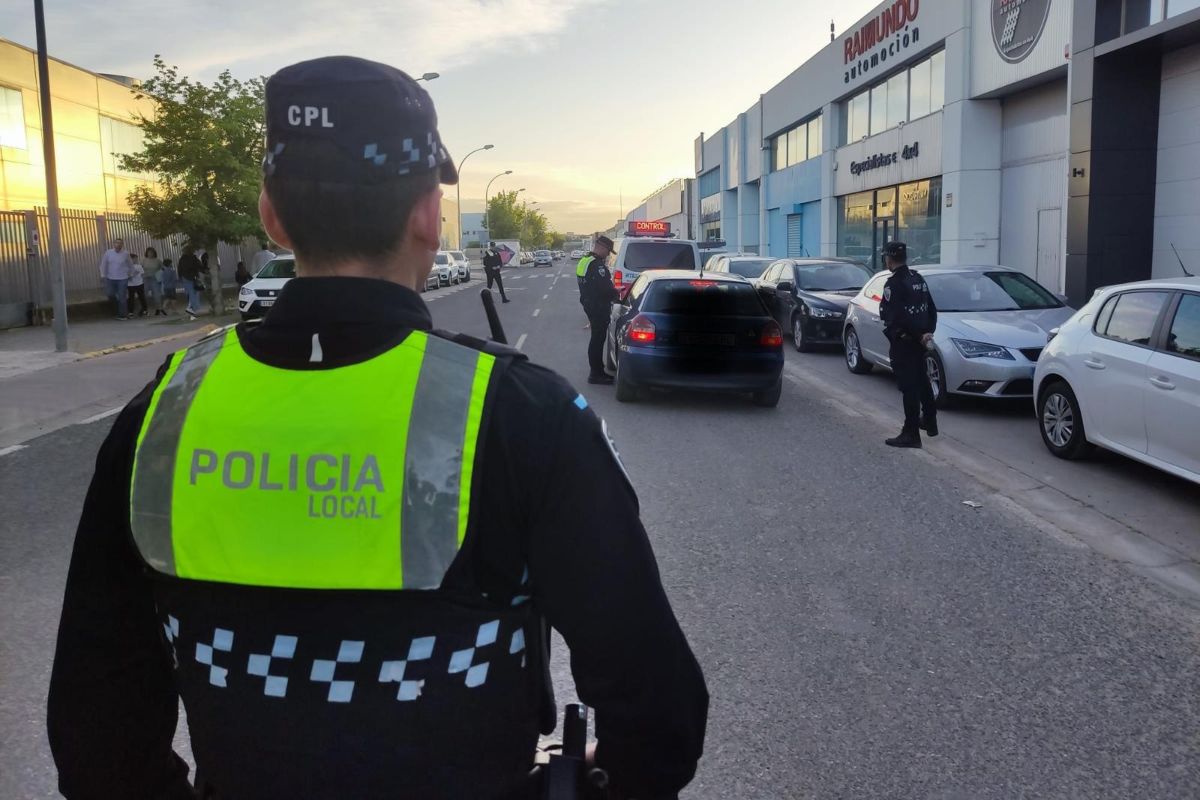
[177,250,203,318]
[97,238,133,320]
[142,247,165,315]
[160,258,179,314]
[127,255,148,317]
[235,261,252,287]
[251,241,275,272]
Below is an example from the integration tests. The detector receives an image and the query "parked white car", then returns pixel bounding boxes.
[1034,277,1200,484]
[433,251,457,286]
[449,250,471,282]
[239,255,295,320]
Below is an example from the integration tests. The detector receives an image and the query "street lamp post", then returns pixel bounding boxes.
[33,0,68,351]
[455,144,493,250]
[483,170,513,242]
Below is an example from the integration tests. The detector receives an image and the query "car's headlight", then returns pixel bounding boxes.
[806,306,843,319]
[951,338,1014,360]
[239,286,254,296]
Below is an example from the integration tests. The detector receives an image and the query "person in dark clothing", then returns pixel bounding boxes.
[235,261,252,287]
[177,251,204,317]
[578,236,618,385]
[878,240,939,448]
[47,55,707,800]
[482,241,510,302]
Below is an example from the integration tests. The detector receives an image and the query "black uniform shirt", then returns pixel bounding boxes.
[879,264,938,343]
[579,253,618,313]
[47,277,708,800]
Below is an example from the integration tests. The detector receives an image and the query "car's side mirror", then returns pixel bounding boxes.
[776,281,794,294]
[1055,293,1069,305]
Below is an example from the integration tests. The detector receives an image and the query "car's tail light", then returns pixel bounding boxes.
[629,314,656,343]
[613,270,624,289]
[690,280,717,288]
[760,320,783,347]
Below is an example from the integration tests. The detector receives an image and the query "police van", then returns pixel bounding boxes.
[610,220,701,299]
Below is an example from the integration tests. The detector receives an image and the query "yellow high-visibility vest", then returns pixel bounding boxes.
[576,255,594,279]
[130,328,495,590]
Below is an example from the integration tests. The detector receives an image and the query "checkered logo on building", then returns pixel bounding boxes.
[991,0,1053,64]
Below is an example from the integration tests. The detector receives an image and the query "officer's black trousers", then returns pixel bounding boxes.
[486,268,507,300]
[890,340,936,431]
[586,306,609,376]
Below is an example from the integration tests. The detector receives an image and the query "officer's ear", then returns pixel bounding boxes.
[259,189,295,252]
[406,187,444,254]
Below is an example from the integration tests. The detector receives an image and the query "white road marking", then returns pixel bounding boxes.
[0,444,28,457]
[532,308,541,317]
[543,294,549,300]
[516,333,528,350]
[79,407,123,425]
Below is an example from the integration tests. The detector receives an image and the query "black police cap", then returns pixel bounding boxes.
[883,241,907,260]
[263,56,457,185]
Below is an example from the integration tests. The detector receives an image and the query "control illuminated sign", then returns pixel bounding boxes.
[628,220,672,237]
[843,0,922,85]
[991,0,1052,64]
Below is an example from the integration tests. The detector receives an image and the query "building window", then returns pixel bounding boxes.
[99,116,149,179]
[0,86,27,149]
[698,168,721,199]
[840,50,945,144]
[768,113,823,173]
[837,177,942,270]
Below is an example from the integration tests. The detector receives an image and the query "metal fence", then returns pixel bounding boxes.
[0,207,258,328]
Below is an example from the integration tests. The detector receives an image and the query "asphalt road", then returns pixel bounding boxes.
[2,262,1198,798]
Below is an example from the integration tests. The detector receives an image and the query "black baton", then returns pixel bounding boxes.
[481,289,507,344]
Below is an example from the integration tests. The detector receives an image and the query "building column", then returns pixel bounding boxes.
[820,101,838,257]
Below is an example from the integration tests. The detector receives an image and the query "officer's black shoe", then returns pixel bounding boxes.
[885,429,922,448]
[588,373,614,385]
[502,298,511,303]
[921,415,939,437]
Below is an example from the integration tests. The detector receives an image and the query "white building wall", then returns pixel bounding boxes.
[1154,42,1200,279]
[998,79,1069,288]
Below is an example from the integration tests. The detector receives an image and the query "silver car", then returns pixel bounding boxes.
[842,265,1075,405]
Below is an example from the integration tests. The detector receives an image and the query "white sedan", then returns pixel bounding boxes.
[1034,276,1200,484]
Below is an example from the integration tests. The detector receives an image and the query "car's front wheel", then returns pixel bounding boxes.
[844,326,873,374]
[1038,381,1092,460]
[792,315,813,353]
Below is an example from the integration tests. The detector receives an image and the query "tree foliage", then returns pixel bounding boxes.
[120,56,266,314]
[485,190,562,248]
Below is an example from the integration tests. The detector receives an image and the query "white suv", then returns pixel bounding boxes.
[1034,276,1200,484]
[239,255,295,320]
[611,237,701,297]
[449,250,471,282]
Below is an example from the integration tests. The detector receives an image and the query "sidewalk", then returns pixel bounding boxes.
[0,309,232,381]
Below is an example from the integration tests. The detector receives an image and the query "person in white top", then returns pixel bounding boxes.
[98,238,134,319]
[251,242,276,273]
[127,254,147,317]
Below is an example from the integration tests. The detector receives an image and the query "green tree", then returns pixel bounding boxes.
[484,190,526,240]
[521,208,549,248]
[547,231,566,250]
[120,56,266,316]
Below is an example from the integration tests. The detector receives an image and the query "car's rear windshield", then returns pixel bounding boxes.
[726,259,772,278]
[434,254,450,264]
[927,271,1062,312]
[621,242,697,271]
[255,258,295,279]
[794,262,873,291]
[642,280,766,316]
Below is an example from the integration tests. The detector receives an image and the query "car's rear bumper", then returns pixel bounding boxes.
[621,346,783,392]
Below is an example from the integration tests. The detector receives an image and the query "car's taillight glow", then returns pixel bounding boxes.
[629,314,656,343]
[613,270,624,288]
[689,280,717,287]
[760,320,783,347]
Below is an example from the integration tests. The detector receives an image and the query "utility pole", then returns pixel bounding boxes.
[34,0,68,351]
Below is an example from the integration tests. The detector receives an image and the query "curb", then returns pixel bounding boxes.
[79,324,219,360]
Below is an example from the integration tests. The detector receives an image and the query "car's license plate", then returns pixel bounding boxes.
[260,299,275,307]
[679,333,734,346]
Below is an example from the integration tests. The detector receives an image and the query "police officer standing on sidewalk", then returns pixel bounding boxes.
[47,56,707,800]
[578,235,618,385]
[879,241,939,448]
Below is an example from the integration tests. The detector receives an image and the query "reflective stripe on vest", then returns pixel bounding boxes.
[576,255,593,278]
[130,329,495,590]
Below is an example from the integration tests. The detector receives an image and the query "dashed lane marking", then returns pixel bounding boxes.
[78,406,123,425]
[516,333,528,350]
[543,294,549,300]
[0,444,28,457]
[532,309,541,317]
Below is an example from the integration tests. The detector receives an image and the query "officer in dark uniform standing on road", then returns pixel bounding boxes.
[47,56,707,800]
[482,241,510,302]
[879,240,939,448]
[577,235,618,385]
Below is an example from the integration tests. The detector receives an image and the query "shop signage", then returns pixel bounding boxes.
[843,0,922,85]
[628,220,671,237]
[992,0,1053,64]
[850,142,920,176]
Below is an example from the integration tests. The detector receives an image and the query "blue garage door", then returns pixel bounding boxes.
[786,214,804,257]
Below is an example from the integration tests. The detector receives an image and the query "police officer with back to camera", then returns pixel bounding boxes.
[483,240,510,302]
[878,240,939,448]
[47,56,708,800]
[577,235,618,385]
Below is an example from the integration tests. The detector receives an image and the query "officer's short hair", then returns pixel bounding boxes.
[264,139,439,264]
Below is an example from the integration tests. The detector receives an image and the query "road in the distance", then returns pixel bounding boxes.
[2,262,1198,799]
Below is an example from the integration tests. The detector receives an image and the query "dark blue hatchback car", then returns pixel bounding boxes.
[604,271,785,406]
